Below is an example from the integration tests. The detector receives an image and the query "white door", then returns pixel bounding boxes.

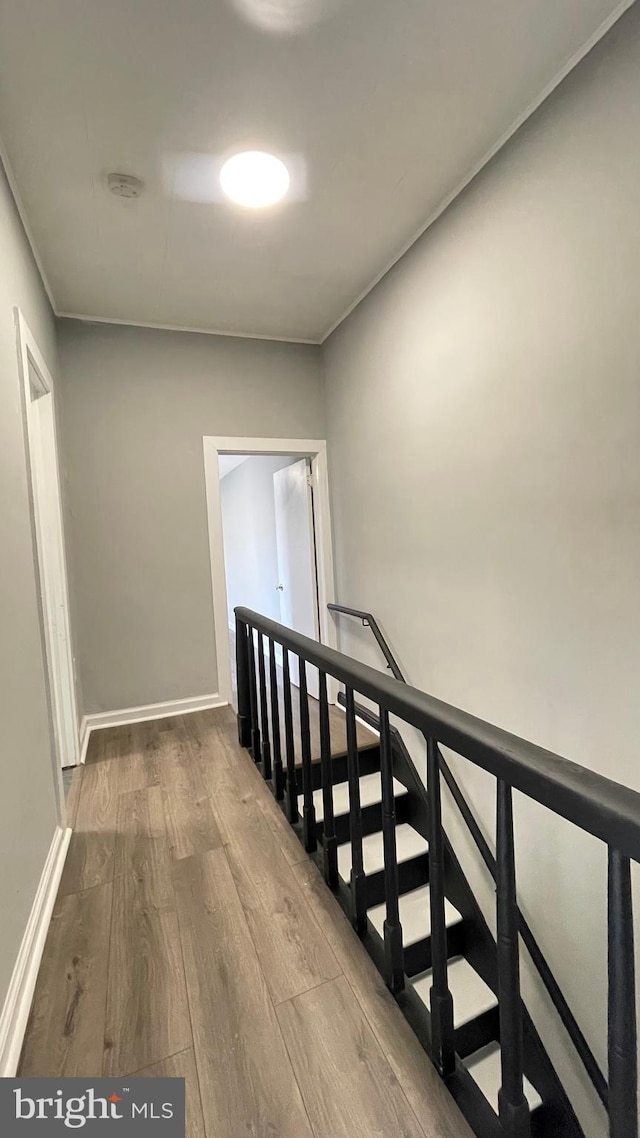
[273,459,320,699]
[19,314,79,782]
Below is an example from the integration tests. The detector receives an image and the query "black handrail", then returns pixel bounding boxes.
[330,603,609,1110]
[237,608,640,861]
[236,606,638,1137]
[328,603,405,681]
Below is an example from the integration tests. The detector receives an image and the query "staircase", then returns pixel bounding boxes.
[292,716,574,1137]
[235,605,640,1138]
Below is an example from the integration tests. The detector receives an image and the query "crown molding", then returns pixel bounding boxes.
[319,0,636,343]
[0,136,57,311]
[57,311,320,345]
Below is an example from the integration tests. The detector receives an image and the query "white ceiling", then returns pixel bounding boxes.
[0,0,628,343]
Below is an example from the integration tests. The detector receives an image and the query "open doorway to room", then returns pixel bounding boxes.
[203,437,336,709]
[219,452,320,697]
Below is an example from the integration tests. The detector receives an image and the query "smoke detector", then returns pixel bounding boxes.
[107,172,144,198]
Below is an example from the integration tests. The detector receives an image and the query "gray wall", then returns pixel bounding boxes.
[0,159,60,1008]
[323,8,640,1136]
[57,320,323,714]
[220,455,297,626]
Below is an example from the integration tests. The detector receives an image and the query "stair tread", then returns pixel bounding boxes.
[298,772,408,823]
[368,885,462,946]
[337,823,428,880]
[463,1042,543,1114]
[410,955,497,1027]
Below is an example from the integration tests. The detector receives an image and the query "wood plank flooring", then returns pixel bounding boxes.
[21,705,472,1138]
[272,676,378,764]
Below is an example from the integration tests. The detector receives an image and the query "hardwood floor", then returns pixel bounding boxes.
[271,670,378,764]
[21,705,472,1138]
[276,975,428,1138]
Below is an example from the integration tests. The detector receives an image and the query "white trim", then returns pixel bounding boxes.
[0,142,56,311]
[319,0,636,342]
[16,309,78,823]
[78,718,91,765]
[0,825,72,1076]
[203,437,337,706]
[57,312,319,347]
[81,692,226,734]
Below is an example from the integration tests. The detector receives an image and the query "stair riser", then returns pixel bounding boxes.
[291,746,381,793]
[403,921,467,978]
[531,1099,574,1138]
[455,1006,500,1062]
[317,792,412,844]
[363,852,430,908]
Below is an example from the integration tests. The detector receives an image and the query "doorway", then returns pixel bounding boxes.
[203,437,336,707]
[16,311,79,820]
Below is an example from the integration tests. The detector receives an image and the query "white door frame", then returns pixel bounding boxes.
[16,309,79,813]
[203,436,337,706]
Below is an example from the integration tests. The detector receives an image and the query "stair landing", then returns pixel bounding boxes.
[265,667,379,766]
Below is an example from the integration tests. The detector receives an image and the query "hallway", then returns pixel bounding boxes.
[19,706,471,1138]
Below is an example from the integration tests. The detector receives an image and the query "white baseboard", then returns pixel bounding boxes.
[80,692,227,736]
[0,825,71,1076]
[78,717,90,765]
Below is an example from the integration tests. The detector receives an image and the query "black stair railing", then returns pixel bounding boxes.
[246,625,261,763]
[427,732,456,1079]
[608,850,638,1134]
[235,607,640,1138]
[282,647,298,824]
[268,636,284,801]
[318,669,339,888]
[257,632,271,781]
[345,685,367,934]
[329,602,611,1116]
[496,779,529,1137]
[380,707,404,994]
[327,602,405,680]
[298,658,317,852]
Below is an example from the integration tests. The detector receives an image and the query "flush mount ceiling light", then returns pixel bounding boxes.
[219,151,290,208]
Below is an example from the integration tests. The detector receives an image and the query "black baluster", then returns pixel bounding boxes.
[608,847,638,1138]
[247,627,261,763]
[380,708,404,993]
[235,615,251,748]
[256,632,271,781]
[319,671,338,888]
[496,779,530,1138]
[346,687,366,933]
[282,649,298,823]
[426,736,455,1078]
[268,638,284,801]
[298,658,317,852]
